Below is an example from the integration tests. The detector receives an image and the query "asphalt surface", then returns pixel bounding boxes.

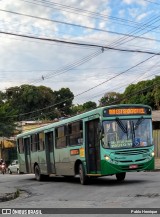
[0,158,160,202]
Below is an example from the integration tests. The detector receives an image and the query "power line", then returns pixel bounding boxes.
[20,0,160,30]
[1,9,160,44]
[1,30,160,54]
[22,75,160,123]
[4,48,160,119]
[143,0,160,5]
[0,2,160,115]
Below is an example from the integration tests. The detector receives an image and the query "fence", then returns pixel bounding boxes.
[153,130,160,158]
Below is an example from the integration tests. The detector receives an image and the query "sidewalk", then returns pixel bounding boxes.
[155,158,160,170]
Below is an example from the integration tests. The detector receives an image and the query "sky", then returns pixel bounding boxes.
[0,0,160,105]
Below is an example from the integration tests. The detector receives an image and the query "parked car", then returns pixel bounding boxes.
[8,160,19,174]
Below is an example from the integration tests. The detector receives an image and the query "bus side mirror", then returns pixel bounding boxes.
[98,123,104,133]
[98,123,104,141]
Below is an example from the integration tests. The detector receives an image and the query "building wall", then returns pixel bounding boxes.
[153,130,160,158]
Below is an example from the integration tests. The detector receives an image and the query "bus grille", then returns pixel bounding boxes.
[114,149,149,156]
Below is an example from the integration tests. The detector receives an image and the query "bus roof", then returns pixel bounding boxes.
[16,104,151,138]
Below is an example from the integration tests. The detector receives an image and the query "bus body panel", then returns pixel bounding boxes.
[54,145,85,176]
[19,154,26,173]
[100,157,154,175]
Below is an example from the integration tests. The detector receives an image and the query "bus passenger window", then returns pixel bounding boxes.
[39,132,45,151]
[68,121,83,146]
[35,134,40,151]
[55,126,67,148]
[31,134,38,152]
[18,138,24,153]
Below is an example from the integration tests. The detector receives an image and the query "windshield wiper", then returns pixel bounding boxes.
[134,116,144,130]
[116,118,127,134]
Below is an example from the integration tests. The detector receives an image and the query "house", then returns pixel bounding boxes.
[152,110,160,130]
[152,110,160,158]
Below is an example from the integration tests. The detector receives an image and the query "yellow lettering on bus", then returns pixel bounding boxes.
[108,108,145,115]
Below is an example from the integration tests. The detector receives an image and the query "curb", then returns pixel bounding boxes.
[0,189,19,202]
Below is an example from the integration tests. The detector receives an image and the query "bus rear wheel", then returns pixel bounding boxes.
[35,165,43,181]
[116,172,126,181]
[79,164,88,185]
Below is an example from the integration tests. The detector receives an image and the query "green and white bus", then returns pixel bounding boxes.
[17,104,155,184]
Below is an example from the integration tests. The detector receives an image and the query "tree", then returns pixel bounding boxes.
[0,103,17,137]
[82,101,97,111]
[0,91,4,104]
[99,92,122,106]
[71,104,84,115]
[5,85,57,120]
[122,80,154,108]
[54,88,74,117]
[71,101,97,115]
[152,76,160,110]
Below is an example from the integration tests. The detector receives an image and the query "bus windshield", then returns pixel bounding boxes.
[102,118,152,149]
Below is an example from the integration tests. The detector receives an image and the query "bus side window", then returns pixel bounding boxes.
[18,138,24,153]
[36,133,40,151]
[48,132,53,152]
[31,134,37,152]
[39,132,45,151]
[68,121,83,146]
[55,126,67,148]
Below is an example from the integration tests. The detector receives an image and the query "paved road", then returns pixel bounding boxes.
[0,171,160,210]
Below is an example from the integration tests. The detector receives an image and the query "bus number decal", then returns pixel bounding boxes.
[70,149,79,155]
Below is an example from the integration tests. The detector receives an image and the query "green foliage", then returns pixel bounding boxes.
[0,103,17,137]
[82,101,97,110]
[0,91,5,104]
[72,101,97,115]
[71,104,84,115]
[122,79,155,108]
[99,92,122,106]
[5,85,57,120]
[54,88,74,117]
[152,76,160,110]
[1,75,160,137]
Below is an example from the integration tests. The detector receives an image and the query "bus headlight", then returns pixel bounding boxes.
[104,155,110,161]
[151,152,155,157]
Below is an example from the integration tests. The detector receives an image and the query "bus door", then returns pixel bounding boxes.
[45,131,56,174]
[85,118,101,174]
[23,137,31,173]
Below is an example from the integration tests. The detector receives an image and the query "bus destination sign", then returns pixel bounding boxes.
[103,107,151,116]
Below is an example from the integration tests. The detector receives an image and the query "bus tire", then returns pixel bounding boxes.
[35,165,43,181]
[79,164,88,185]
[116,172,126,181]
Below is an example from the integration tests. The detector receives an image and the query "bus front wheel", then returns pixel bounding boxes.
[116,172,126,181]
[35,165,43,181]
[79,164,88,185]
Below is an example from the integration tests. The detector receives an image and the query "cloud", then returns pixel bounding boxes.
[136,13,148,21]
[122,0,147,6]
[0,0,159,106]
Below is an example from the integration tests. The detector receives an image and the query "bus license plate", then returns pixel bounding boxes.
[129,164,138,169]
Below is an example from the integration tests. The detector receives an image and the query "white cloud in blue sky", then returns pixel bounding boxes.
[0,0,160,104]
